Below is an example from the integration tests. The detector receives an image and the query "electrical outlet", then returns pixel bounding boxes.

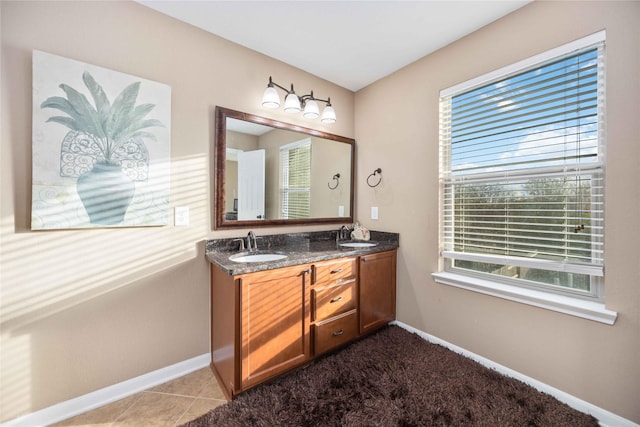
[175,207,189,226]
[371,206,379,220]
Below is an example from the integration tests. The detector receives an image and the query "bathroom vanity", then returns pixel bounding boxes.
[206,231,398,399]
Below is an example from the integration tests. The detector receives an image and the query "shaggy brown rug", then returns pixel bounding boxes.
[184,326,599,426]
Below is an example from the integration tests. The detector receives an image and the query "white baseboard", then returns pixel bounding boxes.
[392,320,638,427]
[1,353,211,427]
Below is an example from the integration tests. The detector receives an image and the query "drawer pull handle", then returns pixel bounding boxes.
[330,296,343,303]
[332,329,344,337]
[330,268,343,274]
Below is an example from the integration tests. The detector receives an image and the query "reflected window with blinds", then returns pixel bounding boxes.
[280,139,311,219]
[439,32,605,299]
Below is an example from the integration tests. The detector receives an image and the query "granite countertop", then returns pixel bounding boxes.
[206,230,399,276]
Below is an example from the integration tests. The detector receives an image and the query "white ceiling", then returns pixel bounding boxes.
[137,1,532,92]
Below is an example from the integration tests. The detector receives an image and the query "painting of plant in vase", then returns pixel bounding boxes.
[32,50,171,229]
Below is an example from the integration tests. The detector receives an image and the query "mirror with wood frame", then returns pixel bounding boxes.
[214,106,355,229]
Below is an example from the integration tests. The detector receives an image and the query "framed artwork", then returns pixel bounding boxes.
[31,50,172,229]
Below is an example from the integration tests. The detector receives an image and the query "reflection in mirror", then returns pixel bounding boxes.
[214,106,355,229]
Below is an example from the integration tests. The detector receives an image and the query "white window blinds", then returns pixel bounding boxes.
[280,139,311,219]
[439,33,605,294]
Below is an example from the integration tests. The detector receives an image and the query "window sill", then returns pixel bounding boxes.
[431,272,617,325]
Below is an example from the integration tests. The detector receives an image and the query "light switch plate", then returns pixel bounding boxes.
[175,207,189,226]
[338,205,345,217]
[371,206,379,220]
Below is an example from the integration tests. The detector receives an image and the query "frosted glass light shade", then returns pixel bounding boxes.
[260,78,336,123]
[321,105,336,123]
[303,100,320,119]
[261,86,280,108]
[284,93,301,113]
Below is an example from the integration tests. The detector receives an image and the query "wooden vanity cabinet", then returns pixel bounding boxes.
[359,250,397,335]
[239,265,313,390]
[311,257,358,355]
[210,263,312,399]
[210,249,397,399]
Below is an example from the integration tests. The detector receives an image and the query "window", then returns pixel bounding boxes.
[437,33,607,308]
[280,139,311,219]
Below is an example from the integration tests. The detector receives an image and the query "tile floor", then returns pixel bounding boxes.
[50,367,227,426]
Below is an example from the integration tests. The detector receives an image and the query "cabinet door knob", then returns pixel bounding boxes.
[305,268,312,275]
[330,268,343,274]
[332,329,344,337]
[330,296,343,303]
[362,257,367,263]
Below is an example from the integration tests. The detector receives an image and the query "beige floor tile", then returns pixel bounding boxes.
[176,398,226,424]
[149,368,214,397]
[196,377,227,401]
[47,369,226,427]
[49,394,140,426]
[112,392,193,427]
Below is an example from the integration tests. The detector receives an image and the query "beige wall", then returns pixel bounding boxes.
[224,160,238,213]
[0,1,353,421]
[225,130,258,212]
[2,0,639,424]
[355,1,639,422]
[309,138,352,218]
[258,129,352,219]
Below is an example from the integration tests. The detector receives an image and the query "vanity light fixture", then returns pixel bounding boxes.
[261,76,336,124]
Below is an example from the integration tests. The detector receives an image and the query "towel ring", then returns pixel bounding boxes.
[367,168,382,188]
[328,173,340,190]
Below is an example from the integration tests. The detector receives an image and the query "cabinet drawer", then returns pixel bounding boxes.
[313,258,355,285]
[312,280,356,322]
[314,310,358,355]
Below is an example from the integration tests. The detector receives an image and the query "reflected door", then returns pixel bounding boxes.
[237,149,265,220]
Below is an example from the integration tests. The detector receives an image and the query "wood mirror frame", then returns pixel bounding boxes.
[214,106,355,229]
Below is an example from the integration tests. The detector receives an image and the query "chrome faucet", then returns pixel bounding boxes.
[233,238,245,251]
[337,225,351,242]
[247,231,258,252]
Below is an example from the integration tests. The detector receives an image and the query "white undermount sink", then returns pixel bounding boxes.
[339,242,378,248]
[229,253,288,263]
